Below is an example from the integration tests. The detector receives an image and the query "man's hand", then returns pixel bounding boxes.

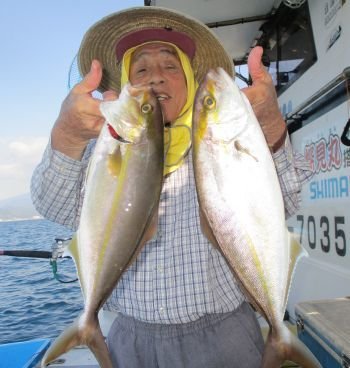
[51,60,118,159]
[241,46,287,152]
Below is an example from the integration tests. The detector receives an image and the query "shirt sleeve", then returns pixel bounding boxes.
[272,134,314,219]
[30,139,96,231]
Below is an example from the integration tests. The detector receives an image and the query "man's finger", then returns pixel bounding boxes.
[72,96,104,119]
[73,60,102,94]
[247,46,266,83]
[103,90,119,101]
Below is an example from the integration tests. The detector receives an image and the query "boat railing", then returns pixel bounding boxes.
[285,67,350,133]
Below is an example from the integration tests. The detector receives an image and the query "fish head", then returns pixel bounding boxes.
[193,68,250,143]
[100,83,163,144]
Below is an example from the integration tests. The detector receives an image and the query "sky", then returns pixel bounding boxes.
[0,0,142,201]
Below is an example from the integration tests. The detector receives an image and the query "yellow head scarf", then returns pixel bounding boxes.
[121,42,198,176]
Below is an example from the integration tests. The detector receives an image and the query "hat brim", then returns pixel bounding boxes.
[78,6,234,93]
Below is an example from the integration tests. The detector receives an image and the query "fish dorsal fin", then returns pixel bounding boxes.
[66,235,78,260]
[65,235,82,279]
[65,235,84,296]
[284,230,308,309]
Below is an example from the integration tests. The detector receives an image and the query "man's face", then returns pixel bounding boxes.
[129,43,187,123]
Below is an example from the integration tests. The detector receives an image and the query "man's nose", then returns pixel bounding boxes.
[149,67,165,85]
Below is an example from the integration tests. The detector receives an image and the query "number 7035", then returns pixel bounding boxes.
[295,215,346,256]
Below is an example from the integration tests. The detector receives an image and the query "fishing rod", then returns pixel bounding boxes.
[0,238,78,284]
[0,250,53,258]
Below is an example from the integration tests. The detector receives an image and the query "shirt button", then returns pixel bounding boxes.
[159,307,164,313]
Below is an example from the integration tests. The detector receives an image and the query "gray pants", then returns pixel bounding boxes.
[107,302,264,368]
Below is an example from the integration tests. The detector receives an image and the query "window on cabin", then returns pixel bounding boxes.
[234,1,317,96]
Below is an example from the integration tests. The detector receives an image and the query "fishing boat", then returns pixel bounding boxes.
[2,0,350,366]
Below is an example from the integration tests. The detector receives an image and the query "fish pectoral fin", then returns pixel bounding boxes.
[234,140,258,162]
[199,207,220,249]
[108,146,122,177]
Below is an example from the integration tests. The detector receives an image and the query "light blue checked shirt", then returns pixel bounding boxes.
[31,136,313,324]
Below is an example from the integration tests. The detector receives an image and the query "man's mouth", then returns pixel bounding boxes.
[156,94,170,102]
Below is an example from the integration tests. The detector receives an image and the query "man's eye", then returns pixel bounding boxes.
[137,68,146,74]
[165,65,179,73]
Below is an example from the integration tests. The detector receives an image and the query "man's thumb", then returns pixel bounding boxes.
[247,46,265,82]
[73,60,102,94]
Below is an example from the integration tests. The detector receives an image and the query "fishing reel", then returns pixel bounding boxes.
[51,238,70,259]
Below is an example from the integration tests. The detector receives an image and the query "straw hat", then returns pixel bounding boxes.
[78,6,234,93]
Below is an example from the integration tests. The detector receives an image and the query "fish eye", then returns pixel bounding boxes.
[203,95,216,110]
[141,103,153,114]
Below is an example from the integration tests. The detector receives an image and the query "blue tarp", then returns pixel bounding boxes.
[0,338,51,368]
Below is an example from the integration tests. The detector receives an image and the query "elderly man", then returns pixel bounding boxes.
[32,6,312,368]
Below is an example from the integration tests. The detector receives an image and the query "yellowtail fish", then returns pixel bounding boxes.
[41,84,163,368]
[192,68,321,368]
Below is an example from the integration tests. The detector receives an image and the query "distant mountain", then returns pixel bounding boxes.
[0,193,41,221]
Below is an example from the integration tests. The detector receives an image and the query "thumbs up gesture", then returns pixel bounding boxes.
[241,47,287,152]
[51,60,118,159]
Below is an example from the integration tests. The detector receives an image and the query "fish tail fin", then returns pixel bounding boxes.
[41,313,113,368]
[261,325,322,368]
[88,319,114,368]
[41,318,81,367]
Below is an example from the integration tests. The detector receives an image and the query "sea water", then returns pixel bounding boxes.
[0,219,83,344]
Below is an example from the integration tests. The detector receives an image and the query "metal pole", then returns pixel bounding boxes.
[286,67,350,122]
